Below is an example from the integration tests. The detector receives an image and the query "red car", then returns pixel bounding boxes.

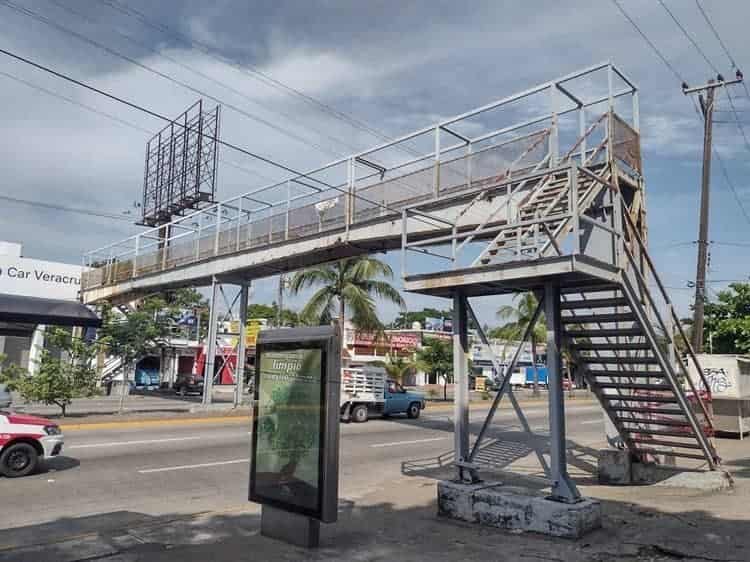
[0,412,64,477]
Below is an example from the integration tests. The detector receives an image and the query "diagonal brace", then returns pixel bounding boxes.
[466,297,550,478]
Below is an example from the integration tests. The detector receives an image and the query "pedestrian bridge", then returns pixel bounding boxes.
[81,62,636,305]
[81,62,721,498]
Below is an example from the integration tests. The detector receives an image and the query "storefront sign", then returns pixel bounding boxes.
[348,330,421,350]
[250,326,341,522]
[230,319,264,347]
[0,256,83,301]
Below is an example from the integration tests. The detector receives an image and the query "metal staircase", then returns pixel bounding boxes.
[561,280,718,467]
[403,105,719,472]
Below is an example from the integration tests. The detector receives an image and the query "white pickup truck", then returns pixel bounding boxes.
[340,366,426,423]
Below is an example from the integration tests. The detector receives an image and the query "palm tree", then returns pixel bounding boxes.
[497,292,546,396]
[383,355,418,385]
[289,256,405,337]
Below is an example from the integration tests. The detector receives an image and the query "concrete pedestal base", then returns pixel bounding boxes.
[260,505,320,548]
[597,449,733,491]
[437,480,601,539]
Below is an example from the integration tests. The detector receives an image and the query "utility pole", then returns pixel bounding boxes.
[682,72,743,353]
[277,273,285,328]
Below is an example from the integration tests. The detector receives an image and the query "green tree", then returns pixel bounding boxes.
[390,308,452,329]
[497,292,546,396]
[100,290,202,410]
[247,302,300,327]
[258,351,321,478]
[703,282,750,354]
[372,355,418,384]
[416,338,454,401]
[0,328,104,417]
[289,256,405,336]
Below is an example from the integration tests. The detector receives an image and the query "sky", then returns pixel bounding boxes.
[0,0,748,328]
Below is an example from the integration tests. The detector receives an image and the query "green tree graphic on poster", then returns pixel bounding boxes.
[255,348,322,510]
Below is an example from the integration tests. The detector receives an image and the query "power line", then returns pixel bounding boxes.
[694,0,737,68]
[0,45,437,229]
[0,0,342,159]
[657,0,720,74]
[722,87,750,154]
[711,241,750,248]
[2,0,425,199]
[610,0,686,84]
[0,194,133,221]
[44,0,359,158]
[97,0,404,150]
[712,146,750,226]
[694,0,750,101]
[0,67,280,186]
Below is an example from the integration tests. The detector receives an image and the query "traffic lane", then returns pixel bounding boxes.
[53,402,604,463]
[0,405,606,529]
[0,423,462,529]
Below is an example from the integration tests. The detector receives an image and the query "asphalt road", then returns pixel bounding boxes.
[0,401,604,531]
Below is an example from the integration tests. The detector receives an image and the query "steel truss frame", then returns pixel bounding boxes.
[201,277,250,408]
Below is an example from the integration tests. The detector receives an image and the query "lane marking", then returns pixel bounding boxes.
[580,420,602,425]
[60,415,250,432]
[370,437,447,448]
[68,436,201,449]
[138,458,249,474]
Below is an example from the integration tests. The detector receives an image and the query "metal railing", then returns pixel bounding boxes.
[83,62,639,293]
[619,201,714,426]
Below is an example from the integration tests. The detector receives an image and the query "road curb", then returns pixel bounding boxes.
[60,414,251,432]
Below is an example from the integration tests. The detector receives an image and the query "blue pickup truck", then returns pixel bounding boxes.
[341,367,426,423]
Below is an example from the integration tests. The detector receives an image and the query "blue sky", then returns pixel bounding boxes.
[0,0,748,327]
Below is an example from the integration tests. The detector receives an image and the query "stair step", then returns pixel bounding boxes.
[631,448,708,461]
[565,328,643,338]
[598,382,672,391]
[622,428,697,438]
[610,406,685,416]
[614,416,690,427]
[572,342,651,351]
[580,356,658,364]
[587,369,663,377]
[598,394,678,403]
[561,297,629,309]
[561,313,636,324]
[630,438,703,450]
[561,284,620,295]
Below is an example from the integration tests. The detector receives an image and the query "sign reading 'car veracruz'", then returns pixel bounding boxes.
[0,257,83,301]
[249,326,341,523]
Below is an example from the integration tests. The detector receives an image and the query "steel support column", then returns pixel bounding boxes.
[453,292,476,482]
[545,282,580,502]
[202,276,220,406]
[234,283,250,407]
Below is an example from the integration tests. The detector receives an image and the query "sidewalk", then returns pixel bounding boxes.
[1,449,747,562]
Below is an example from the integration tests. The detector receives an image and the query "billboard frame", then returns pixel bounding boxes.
[139,99,220,228]
[249,326,341,523]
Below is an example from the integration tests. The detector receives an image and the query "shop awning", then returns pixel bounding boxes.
[0,294,101,333]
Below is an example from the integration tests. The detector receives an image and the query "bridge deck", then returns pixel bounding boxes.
[403,254,620,298]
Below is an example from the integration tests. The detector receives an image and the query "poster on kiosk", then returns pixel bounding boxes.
[249,326,341,524]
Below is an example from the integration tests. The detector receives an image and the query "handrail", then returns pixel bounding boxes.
[562,112,608,162]
[619,200,713,399]
[621,243,713,427]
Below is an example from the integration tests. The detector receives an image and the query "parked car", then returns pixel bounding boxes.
[0,384,12,409]
[173,374,204,396]
[0,412,63,477]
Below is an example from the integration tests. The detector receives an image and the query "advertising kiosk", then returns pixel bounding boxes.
[249,326,341,547]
